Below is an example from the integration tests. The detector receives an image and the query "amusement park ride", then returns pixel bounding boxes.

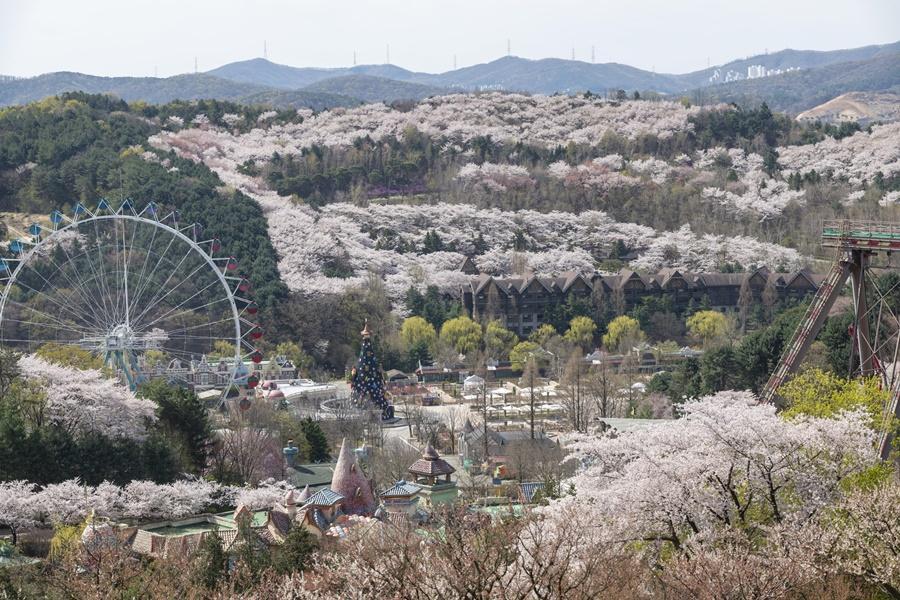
[0,201,264,407]
[763,220,900,460]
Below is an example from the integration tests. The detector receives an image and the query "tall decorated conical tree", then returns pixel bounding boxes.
[350,320,394,419]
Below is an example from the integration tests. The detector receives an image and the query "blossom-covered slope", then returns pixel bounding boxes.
[148,95,814,300]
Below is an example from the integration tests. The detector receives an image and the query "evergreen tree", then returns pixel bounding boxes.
[300,418,330,463]
[139,380,212,472]
[194,530,227,590]
[349,321,392,419]
[271,526,319,575]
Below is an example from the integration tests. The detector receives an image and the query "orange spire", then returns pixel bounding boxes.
[361,319,371,338]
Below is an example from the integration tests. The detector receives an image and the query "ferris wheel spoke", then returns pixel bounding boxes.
[0,337,97,346]
[71,238,117,329]
[127,231,180,325]
[164,331,235,340]
[9,272,105,332]
[109,216,124,323]
[138,281,228,331]
[117,217,136,326]
[85,243,118,330]
[131,260,220,329]
[130,246,201,327]
[90,218,120,327]
[43,241,116,330]
[128,219,160,325]
[163,317,239,336]
[0,314,99,338]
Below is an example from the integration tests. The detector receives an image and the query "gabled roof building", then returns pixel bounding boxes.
[462,266,822,337]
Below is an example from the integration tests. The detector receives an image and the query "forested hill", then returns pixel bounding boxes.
[690,52,900,113]
[0,72,360,110]
[0,93,288,312]
[676,40,900,89]
[301,74,451,102]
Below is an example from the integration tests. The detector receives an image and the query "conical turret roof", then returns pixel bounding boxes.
[409,442,456,477]
[297,484,311,503]
[330,438,376,516]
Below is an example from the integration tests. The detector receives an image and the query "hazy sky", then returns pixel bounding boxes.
[2,0,899,77]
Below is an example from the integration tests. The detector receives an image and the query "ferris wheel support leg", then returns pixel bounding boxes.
[850,250,876,377]
[761,257,849,404]
[878,390,900,461]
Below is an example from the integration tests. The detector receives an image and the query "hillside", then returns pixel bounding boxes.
[0,72,266,106]
[797,91,900,124]
[237,89,361,110]
[302,74,450,102]
[678,40,900,88]
[408,56,682,94]
[691,52,900,113]
[0,71,357,109]
[207,58,425,89]
[207,58,345,89]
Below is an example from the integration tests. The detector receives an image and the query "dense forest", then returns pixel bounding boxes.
[0,94,287,312]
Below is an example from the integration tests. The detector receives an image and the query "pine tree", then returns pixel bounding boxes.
[271,525,318,575]
[300,418,329,462]
[350,321,392,419]
[194,530,227,590]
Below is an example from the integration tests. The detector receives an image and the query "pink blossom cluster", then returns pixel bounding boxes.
[630,224,803,272]
[17,354,157,441]
[263,203,804,299]
[701,172,806,220]
[778,122,900,187]
[156,94,703,155]
[455,162,534,193]
[0,478,227,527]
[555,391,877,548]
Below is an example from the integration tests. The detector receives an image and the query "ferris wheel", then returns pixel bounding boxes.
[0,200,264,403]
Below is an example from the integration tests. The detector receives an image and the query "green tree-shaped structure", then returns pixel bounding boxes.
[349,321,394,419]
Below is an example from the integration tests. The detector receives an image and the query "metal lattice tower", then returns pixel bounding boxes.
[762,220,900,460]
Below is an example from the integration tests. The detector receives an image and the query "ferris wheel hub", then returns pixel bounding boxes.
[79,324,168,352]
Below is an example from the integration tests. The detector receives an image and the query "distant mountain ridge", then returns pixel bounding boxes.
[691,52,900,113]
[302,74,451,102]
[207,57,426,89]
[677,40,900,88]
[206,40,900,97]
[2,40,898,113]
[0,71,359,110]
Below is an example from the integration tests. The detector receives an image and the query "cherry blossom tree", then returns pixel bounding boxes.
[8,478,229,526]
[556,391,877,552]
[17,355,157,441]
[0,481,39,545]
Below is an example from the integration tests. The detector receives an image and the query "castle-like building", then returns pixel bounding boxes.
[462,266,822,337]
[130,439,459,557]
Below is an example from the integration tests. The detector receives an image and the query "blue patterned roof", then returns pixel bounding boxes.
[380,480,422,498]
[303,488,344,507]
[518,482,545,503]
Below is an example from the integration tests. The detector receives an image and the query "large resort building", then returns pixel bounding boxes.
[461,266,822,336]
